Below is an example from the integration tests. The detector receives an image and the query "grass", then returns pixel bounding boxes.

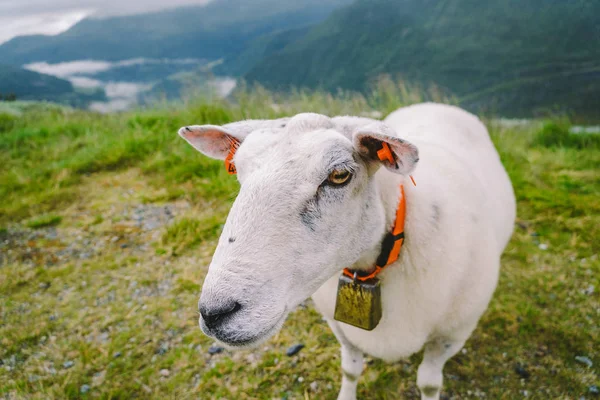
[25,215,62,229]
[533,120,600,150]
[0,87,598,399]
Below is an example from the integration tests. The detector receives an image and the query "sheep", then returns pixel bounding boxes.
[178,103,516,400]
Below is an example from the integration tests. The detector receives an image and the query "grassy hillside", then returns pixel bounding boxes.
[246,0,600,119]
[0,64,106,107]
[0,0,352,66]
[0,89,598,398]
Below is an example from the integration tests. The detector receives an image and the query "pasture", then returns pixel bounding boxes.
[1,90,598,399]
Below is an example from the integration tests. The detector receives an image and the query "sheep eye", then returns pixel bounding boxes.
[327,169,352,186]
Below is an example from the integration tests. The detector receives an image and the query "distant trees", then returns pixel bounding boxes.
[0,92,17,101]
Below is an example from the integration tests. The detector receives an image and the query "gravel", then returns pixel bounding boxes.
[63,360,74,369]
[80,384,90,394]
[0,201,187,268]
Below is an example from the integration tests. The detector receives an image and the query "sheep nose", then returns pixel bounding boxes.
[199,301,242,330]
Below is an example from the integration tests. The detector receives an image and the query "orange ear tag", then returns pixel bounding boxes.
[376,142,395,164]
[224,139,239,175]
[377,142,417,187]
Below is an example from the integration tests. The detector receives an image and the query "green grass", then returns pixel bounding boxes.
[0,90,598,399]
[25,214,62,229]
[533,120,600,150]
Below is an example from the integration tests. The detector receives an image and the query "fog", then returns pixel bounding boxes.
[25,59,200,78]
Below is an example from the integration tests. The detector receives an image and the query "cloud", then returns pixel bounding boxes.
[0,0,212,44]
[25,60,113,77]
[24,59,201,78]
[0,10,91,44]
[67,76,103,88]
[104,82,153,98]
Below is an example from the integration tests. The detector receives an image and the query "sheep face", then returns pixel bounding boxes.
[178,113,418,348]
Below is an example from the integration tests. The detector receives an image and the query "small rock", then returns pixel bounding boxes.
[120,244,128,249]
[310,381,318,391]
[447,374,459,381]
[156,342,169,355]
[286,343,305,356]
[160,369,170,377]
[63,360,74,369]
[113,352,122,358]
[80,384,90,394]
[297,376,304,383]
[208,345,224,355]
[514,364,530,379]
[38,282,51,290]
[575,356,593,368]
[538,243,548,250]
[584,285,595,295]
[589,385,599,395]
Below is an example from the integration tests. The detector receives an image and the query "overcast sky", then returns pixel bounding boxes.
[0,0,212,44]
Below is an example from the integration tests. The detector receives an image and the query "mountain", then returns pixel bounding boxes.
[245,0,600,118]
[0,64,105,106]
[214,26,313,77]
[0,0,352,66]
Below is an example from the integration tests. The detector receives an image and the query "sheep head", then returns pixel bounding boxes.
[178,113,418,347]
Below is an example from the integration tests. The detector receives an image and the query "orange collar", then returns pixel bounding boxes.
[342,184,407,282]
[342,141,414,281]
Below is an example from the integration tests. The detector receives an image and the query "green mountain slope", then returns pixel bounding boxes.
[0,0,352,66]
[214,26,313,76]
[245,0,600,117]
[0,64,105,106]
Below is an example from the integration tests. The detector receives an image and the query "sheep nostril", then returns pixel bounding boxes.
[200,301,242,330]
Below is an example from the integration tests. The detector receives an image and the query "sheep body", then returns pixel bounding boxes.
[179,103,516,400]
[312,104,515,398]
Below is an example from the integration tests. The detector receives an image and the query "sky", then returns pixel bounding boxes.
[0,0,212,44]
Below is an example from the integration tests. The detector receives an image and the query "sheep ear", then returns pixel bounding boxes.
[178,118,290,160]
[352,122,419,175]
[178,125,239,160]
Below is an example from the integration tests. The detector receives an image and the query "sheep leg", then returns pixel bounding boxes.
[324,319,364,400]
[416,337,466,400]
[337,343,364,400]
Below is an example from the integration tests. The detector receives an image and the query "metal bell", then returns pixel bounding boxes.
[334,273,382,331]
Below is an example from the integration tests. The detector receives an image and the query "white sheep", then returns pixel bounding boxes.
[178,103,516,400]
